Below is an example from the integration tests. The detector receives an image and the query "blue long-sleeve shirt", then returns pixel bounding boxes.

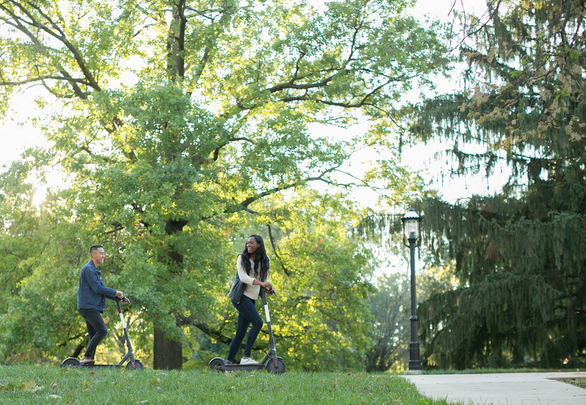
[77,260,117,312]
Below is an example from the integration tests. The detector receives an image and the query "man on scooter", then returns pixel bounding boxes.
[77,244,129,365]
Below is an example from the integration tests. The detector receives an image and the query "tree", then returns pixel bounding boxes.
[0,159,89,363]
[366,272,410,372]
[0,0,450,369]
[243,190,376,371]
[365,243,457,372]
[406,0,586,369]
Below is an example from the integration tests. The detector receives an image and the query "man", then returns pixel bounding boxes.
[77,244,129,365]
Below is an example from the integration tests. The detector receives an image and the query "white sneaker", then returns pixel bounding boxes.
[240,358,259,365]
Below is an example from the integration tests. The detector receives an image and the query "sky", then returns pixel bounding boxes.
[0,0,500,207]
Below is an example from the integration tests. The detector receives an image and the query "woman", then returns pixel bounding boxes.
[226,234,272,365]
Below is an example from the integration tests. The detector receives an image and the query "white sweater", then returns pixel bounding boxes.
[237,255,269,300]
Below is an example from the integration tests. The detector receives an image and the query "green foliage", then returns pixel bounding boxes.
[365,249,457,373]
[0,0,450,369]
[366,273,410,372]
[0,161,85,362]
[417,197,586,370]
[255,191,376,371]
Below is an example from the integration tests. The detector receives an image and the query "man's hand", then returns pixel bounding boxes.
[116,291,124,299]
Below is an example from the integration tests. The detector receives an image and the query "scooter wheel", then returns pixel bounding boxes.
[208,357,225,372]
[61,357,81,367]
[126,360,144,370]
[265,357,286,374]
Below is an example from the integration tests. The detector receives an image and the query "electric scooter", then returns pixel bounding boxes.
[61,296,144,370]
[209,287,286,374]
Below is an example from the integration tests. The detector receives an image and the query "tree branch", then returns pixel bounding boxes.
[167,0,187,80]
[0,1,101,95]
[268,75,335,93]
[239,168,338,209]
[266,223,292,277]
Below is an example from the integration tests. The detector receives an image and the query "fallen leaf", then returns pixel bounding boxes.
[20,379,43,392]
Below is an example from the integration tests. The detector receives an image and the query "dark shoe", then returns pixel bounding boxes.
[80,356,95,365]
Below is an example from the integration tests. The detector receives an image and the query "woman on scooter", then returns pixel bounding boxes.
[226,234,272,365]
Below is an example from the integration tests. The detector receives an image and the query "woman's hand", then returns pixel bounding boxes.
[253,280,272,290]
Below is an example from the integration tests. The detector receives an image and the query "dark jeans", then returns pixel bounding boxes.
[78,308,108,359]
[227,295,263,362]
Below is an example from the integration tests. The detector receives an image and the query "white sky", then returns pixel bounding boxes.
[0,0,500,206]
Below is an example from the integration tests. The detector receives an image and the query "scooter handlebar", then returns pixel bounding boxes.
[116,295,130,304]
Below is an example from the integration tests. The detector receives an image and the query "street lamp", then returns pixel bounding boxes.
[401,207,422,372]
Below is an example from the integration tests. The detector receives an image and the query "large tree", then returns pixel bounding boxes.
[406,0,586,369]
[366,263,456,372]
[0,0,449,369]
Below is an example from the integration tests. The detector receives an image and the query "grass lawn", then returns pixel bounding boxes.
[0,365,459,405]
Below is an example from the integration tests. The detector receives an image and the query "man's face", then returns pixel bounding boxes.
[91,247,106,265]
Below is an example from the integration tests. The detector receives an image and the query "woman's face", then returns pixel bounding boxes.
[246,237,261,255]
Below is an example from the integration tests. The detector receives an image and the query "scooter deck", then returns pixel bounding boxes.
[217,363,266,371]
[76,364,123,368]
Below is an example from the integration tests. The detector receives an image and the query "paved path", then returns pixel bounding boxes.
[402,372,586,405]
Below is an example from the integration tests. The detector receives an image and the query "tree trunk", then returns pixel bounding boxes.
[72,343,85,358]
[152,218,187,370]
[153,327,183,370]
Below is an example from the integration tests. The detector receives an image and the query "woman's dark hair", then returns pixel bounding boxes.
[240,234,270,281]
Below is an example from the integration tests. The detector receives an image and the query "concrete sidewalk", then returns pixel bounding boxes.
[402,372,586,405]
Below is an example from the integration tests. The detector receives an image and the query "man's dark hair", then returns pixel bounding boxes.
[90,244,103,254]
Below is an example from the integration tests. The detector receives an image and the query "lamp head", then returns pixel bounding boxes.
[401,207,422,246]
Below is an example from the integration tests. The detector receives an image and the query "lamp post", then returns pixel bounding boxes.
[401,207,422,372]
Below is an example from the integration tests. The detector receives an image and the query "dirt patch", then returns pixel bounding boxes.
[559,378,586,389]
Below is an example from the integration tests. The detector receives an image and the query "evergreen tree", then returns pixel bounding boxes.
[407,0,586,369]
